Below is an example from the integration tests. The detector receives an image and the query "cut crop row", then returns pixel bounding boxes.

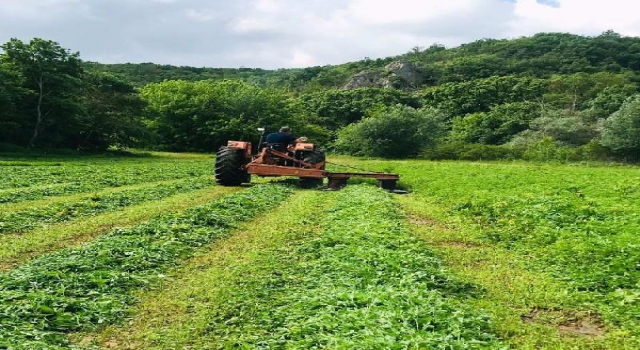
[373,159,640,343]
[0,176,213,234]
[0,160,210,192]
[0,184,292,349]
[204,185,504,348]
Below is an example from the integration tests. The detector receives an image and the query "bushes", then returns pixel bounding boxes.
[600,94,640,160]
[333,105,448,158]
[421,139,613,162]
[422,142,520,161]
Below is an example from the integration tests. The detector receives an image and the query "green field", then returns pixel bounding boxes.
[0,153,638,349]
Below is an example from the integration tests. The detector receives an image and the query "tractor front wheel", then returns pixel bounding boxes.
[215,146,248,186]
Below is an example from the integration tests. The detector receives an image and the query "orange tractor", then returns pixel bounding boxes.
[214,129,400,190]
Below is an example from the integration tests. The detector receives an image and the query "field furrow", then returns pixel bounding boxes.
[0,184,293,349]
[89,185,504,349]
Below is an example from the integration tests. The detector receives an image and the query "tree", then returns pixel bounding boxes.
[450,102,542,145]
[422,75,547,117]
[333,105,448,158]
[300,88,422,130]
[531,110,598,146]
[600,94,640,158]
[0,62,27,144]
[78,72,147,150]
[141,80,324,151]
[588,84,638,119]
[1,38,83,148]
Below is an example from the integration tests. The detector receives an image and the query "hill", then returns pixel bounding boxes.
[3,32,640,161]
[86,31,640,91]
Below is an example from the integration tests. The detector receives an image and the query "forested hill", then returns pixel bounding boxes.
[2,32,640,161]
[86,31,640,90]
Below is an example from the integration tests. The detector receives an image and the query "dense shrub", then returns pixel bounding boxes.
[421,142,521,160]
[333,105,448,158]
[600,94,640,160]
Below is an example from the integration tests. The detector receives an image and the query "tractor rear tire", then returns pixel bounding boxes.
[303,150,326,169]
[300,150,326,188]
[215,146,248,186]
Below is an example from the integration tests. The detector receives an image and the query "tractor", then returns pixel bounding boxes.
[214,128,400,190]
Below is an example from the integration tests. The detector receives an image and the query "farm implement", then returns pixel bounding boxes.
[215,133,400,191]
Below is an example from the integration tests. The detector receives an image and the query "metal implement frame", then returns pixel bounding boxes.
[245,148,399,190]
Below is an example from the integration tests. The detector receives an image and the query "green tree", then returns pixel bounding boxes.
[450,102,542,145]
[600,94,640,158]
[439,55,507,83]
[531,110,598,146]
[141,80,323,151]
[543,72,631,111]
[0,62,28,144]
[588,84,638,118]
[78,72,147,150]
[1,38,83,148]
[333,105,448,158]
[421,76,547,117]
[300,88,422,130]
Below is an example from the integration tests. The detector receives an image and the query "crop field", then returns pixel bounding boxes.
[0,152,638,349]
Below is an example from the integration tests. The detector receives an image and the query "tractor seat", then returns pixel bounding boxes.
[266,143,288,152]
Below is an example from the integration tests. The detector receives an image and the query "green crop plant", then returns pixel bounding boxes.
[0,176,213,234]
[0,159,210,203]
[0,184,292,349]
[192,185,504,348]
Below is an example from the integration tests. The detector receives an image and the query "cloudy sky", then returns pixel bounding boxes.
[1,0,639,69]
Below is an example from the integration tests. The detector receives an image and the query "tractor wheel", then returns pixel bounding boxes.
[300,177,323,188]
[303,150,326,169]
[300,150,326,188]
[215,146,248,186]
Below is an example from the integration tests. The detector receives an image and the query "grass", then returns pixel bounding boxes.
[0,184,292,349]
[363,158,640,349]
[0,186,238,271]
[85,189,329,349]
[0,176,214,234]
[85,186,505,349]
[398,195,631,349]
[0,151,638,349]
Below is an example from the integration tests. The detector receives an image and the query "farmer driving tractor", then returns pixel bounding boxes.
[265,126,306,151]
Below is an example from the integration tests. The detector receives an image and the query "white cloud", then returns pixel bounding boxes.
[345,0,477,25]
[254,0,283,14]
[0,0,88,21]
[0,0,638,68]
[289,50,318,67]
[510,0,640,37]
[230,18,279,33]
[185,8,219,22]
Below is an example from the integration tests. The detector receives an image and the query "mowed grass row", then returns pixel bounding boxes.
[0,176,214,234]
[0,186,238,272]
[344,157,640,348]
[90,185,504,349]
[0,156,211,191]
[0,159,211,203]
[0,184,292,349]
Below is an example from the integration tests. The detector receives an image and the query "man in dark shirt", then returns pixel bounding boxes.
[265,126,304,149]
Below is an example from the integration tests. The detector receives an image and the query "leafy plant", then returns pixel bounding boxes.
[0,184,292,348]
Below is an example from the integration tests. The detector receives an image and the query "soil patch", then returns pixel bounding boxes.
[522,307,605,337]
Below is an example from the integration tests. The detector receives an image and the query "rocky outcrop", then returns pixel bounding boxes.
[342,60,421,90]
[342,71,392,89]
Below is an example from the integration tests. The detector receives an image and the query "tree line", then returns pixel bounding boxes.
[1,33,640,161]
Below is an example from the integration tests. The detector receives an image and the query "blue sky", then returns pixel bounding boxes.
[0,0,638,68]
